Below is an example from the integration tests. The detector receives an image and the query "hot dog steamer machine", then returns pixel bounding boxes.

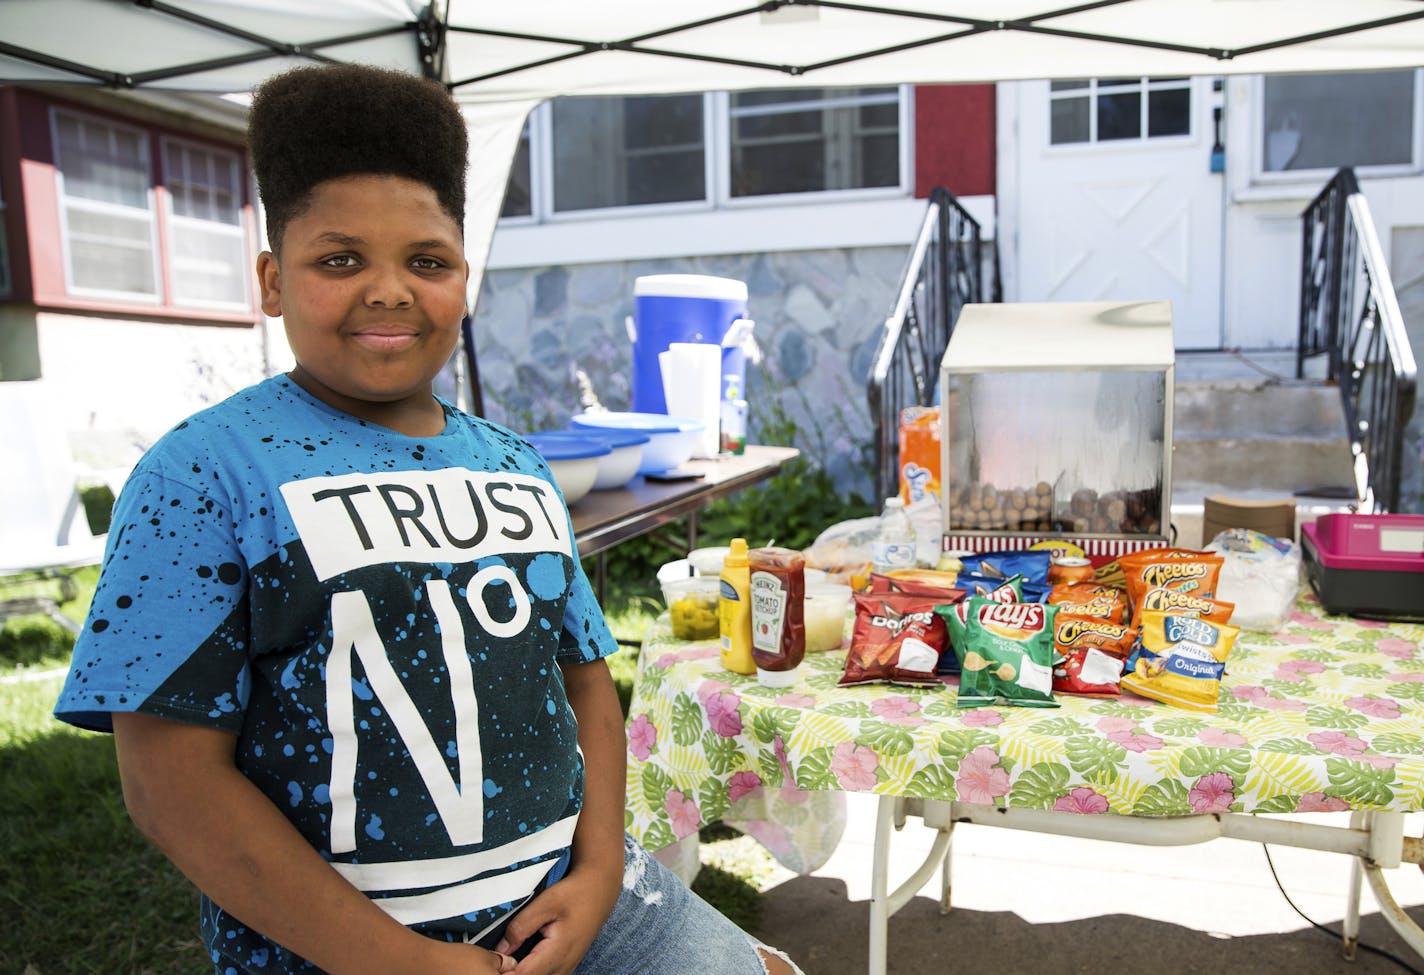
[938,300,1175,559]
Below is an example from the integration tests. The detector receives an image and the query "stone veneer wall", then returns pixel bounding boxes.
[1391,226,1424,514]
[470,247,911,501]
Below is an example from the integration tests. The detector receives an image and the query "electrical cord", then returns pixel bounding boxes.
[1262,843,1424,975]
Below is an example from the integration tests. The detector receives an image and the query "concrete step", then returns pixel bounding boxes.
[1172,436,1356,495]
[1173,378,1345,440]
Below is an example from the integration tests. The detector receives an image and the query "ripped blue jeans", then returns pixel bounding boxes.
[571,834,801,975]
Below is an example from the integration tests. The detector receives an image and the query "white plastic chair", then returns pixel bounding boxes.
[0,381,123,633]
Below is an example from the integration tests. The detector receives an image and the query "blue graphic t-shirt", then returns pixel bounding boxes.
[54,376,616,971]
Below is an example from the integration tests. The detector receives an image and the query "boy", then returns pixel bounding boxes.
[54,63,800,975]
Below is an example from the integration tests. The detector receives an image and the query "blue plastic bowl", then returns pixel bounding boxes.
[524,431,611,504]
[569,412,703,473]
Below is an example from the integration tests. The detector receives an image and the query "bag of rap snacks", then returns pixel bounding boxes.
[956,598,1059,709]
[1131,588,1235,630]
[1120,549,1224,622]
[839,591,947,688]
[1047,581,1128,624]
[1121,610,1240,712]
[1051,614,1138,697]
[959,550,1053,587]
[936,577,1022,674]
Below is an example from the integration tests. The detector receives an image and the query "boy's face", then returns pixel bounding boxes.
[257,175,469,429]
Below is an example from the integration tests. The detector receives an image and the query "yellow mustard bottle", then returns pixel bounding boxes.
[719,538,755,674]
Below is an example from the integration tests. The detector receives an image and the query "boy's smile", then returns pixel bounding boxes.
[256,175,469,436]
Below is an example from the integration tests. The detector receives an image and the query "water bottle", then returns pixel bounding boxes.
[871,496,916,576]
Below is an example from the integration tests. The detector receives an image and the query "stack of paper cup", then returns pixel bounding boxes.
[659,342,721,459]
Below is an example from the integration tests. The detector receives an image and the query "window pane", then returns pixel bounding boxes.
[170,223,248,306]
[1147,87,1191,137]
[730,86,900,197]
[500,121,532,218]
[55,114,149,208]
[1051,97,1090,144]
[551,95,704,211]
[64,206,156,295]
[1262,70,1415,171]
[168,143,241,225]
[1051,80,1090,92]
[1097,91,1142,140]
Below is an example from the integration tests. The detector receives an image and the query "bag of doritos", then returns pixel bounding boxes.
[839,591,948,688]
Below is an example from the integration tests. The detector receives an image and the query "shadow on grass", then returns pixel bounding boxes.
[0,728,205,975]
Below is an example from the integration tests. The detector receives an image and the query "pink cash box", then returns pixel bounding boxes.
[1301,513,1424,617]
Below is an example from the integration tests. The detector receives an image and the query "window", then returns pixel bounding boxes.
[51,109,160,301]
[163,138,249,309]
[501,86,905,221]
[1049,78,1191,145]
[45,106,255,316]
[729,87,900,197]
[1260,71,1417,173]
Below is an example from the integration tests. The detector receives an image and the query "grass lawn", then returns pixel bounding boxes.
[1,568,767,974]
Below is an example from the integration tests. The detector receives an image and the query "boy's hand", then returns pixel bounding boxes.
[419,939,516,974]
[496,867,620,975]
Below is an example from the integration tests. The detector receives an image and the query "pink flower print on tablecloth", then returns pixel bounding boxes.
[1109,729,1164,753]
[703,689,744,738]
[628,713,657,761]
[1308,730,1368,757]
[774,736,810,804]
[1287,610,1334,631]
[1347,696,1402,720]
[654,646,723,669]
[727,770,763,803]
[779,693,818,709]
[1053,786,1109,815]
[1188,772,1235,814]
[1274,659,1326,682]
[665,790,701,840]
[1096,716,1138,735]
[871,696,926,726]
[830,740,880,792]
[955,746,1010,805]
[960,709,1004,728]
[1296,791,1350,813]
[1199,728,1248,749]
[1377,638,1419,660]
[1358,753,1399,770]
[1389,673,1424,683]
[1231,684,1308,711]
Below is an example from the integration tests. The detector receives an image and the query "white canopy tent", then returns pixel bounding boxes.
[5,0,1424,294]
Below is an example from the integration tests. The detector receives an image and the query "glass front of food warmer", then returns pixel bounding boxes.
[943,368,1168,539]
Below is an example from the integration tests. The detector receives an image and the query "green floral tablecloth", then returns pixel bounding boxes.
[624,593,1424,858]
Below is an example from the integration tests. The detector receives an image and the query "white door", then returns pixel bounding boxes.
[1007,77,1224,349]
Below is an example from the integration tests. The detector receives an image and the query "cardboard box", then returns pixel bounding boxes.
[1201,496,1296,548]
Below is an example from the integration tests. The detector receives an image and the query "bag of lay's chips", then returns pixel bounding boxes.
[936,577,1021,674]
[959,550,1053,587]
[955,598,1059,709]
[839,591,948,688]
[1048,581,1128,624]
[1121,610,1240,712]
[1051,614,1138,697]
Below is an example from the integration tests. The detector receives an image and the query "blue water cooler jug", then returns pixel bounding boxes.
[629,274,754,415]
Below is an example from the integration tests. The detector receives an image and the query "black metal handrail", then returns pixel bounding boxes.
[866,187,993,504]
[1299,168,1418,512]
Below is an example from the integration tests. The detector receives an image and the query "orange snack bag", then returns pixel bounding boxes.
[897,406,941,505]
[1048,582,1128,624]
[1051,614,1138,697]
[1120,549,1223,624]
[1131,588,1235,630]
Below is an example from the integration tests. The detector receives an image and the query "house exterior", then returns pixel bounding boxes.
[2,72,1420,507]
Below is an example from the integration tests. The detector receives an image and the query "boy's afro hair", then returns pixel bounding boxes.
[247,63,468,252]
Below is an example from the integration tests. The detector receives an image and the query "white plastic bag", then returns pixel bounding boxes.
[1205,529,1301,632]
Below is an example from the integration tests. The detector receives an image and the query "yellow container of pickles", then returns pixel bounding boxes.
[662,575,722,641]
